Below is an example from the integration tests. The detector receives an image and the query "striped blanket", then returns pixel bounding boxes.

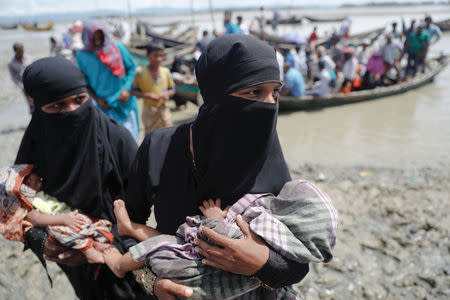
[130,179,338,299]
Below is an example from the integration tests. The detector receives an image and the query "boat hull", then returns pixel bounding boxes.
[279,56,449,111]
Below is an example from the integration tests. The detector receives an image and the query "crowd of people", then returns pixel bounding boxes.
[8,21,181,142]
[193,11,442,99]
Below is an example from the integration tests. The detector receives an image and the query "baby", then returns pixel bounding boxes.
[103,198,229,277]
[0,164,113,263]
[104,179,339,300]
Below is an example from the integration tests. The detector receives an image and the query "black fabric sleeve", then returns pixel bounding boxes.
[24,227,48,258]
[253,249,309,288]
[125,135,153,225]
[15,125,34,164]
[115,126,139,178]
[23,228,54,286]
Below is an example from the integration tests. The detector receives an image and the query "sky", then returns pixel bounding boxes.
[0,0,446,17]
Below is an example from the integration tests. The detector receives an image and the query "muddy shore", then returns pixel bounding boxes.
[1,158,448,299]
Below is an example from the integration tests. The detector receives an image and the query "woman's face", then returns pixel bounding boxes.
[41,93,89,114]
[229,82,282,103]
[93,30,105,47]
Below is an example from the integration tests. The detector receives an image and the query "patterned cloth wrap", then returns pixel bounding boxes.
[0,165,34,242]
[0,164,113,249]
[130,179,339,300]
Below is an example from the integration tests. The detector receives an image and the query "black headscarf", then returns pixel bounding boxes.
[16,56,136,220]
[192,34,290,206]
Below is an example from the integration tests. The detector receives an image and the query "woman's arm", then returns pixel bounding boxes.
[195,214,309,288]
[125,136,153,224]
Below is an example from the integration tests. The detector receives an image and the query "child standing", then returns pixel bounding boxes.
[131,42,176,135]
[0,165,113,263]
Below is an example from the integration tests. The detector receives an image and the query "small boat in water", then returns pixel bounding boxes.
[23,22,54,31]
[266,17,302,25]
[278,55,449,111]
[436,18,450,32]
[0,24,19,30]
[303,16,347,23]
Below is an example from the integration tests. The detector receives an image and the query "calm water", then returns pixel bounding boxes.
[0,5,449,170]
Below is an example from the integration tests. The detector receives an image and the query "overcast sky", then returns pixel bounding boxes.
[0,0,444,16]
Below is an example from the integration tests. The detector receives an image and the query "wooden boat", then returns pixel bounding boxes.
[316,26,385,46]
[0,24,18,30]
[160,23,180,37]
[266,17,302,25]
[150,21,181,28]
[136,21,186,48]
[251,25,384,48]
[250,29,298,46]
[278,55,449,111]
[436,18,450,32]
[303,16,346,23]
[173,27,198,44]
[23,22,54,31]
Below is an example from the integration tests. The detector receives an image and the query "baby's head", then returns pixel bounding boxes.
[23,172,42,192]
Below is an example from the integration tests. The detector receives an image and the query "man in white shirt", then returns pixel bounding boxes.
[308,60,332,98]
[380,34,402,80]
[275,44,285,81]
[236,16,248,34]
[312,45,336,80]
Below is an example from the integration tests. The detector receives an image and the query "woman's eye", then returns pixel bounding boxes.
[52,103,63,109]
[75,97,83,104]
[248,90,260,96]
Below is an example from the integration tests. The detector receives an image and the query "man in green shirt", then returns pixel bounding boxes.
[405,23,430,78]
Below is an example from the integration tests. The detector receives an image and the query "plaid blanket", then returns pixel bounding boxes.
[130,179,338,299]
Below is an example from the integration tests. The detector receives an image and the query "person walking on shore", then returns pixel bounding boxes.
[76,21,139,141]
[8,43,33,113]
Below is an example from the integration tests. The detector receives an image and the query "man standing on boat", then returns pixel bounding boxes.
[424,16,441,45]
[223,10,240,34]
[8,43,33,113]
[405,23,430,78]
[281,61,306,98]
[380,34,403,81]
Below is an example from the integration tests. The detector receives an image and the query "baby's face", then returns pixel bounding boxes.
[23,173,42,192]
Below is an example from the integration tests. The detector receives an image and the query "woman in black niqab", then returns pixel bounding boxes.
[16,56,144,300]
[126,35,308,298]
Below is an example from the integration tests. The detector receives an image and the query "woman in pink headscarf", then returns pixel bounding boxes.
[76,21,139,141]
[362,50,386,89]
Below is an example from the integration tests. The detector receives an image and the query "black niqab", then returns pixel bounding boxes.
[16,57,134,220]
[192,34,289,206]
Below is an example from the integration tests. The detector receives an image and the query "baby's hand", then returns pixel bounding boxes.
[64,210,86,230]
[199,198,230,219]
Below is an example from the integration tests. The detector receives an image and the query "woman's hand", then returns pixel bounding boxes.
[118,89,130,103]
[43,237,86,266]
[96,97,110,110]
[194,214,269,276]
[154,278,193,300]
